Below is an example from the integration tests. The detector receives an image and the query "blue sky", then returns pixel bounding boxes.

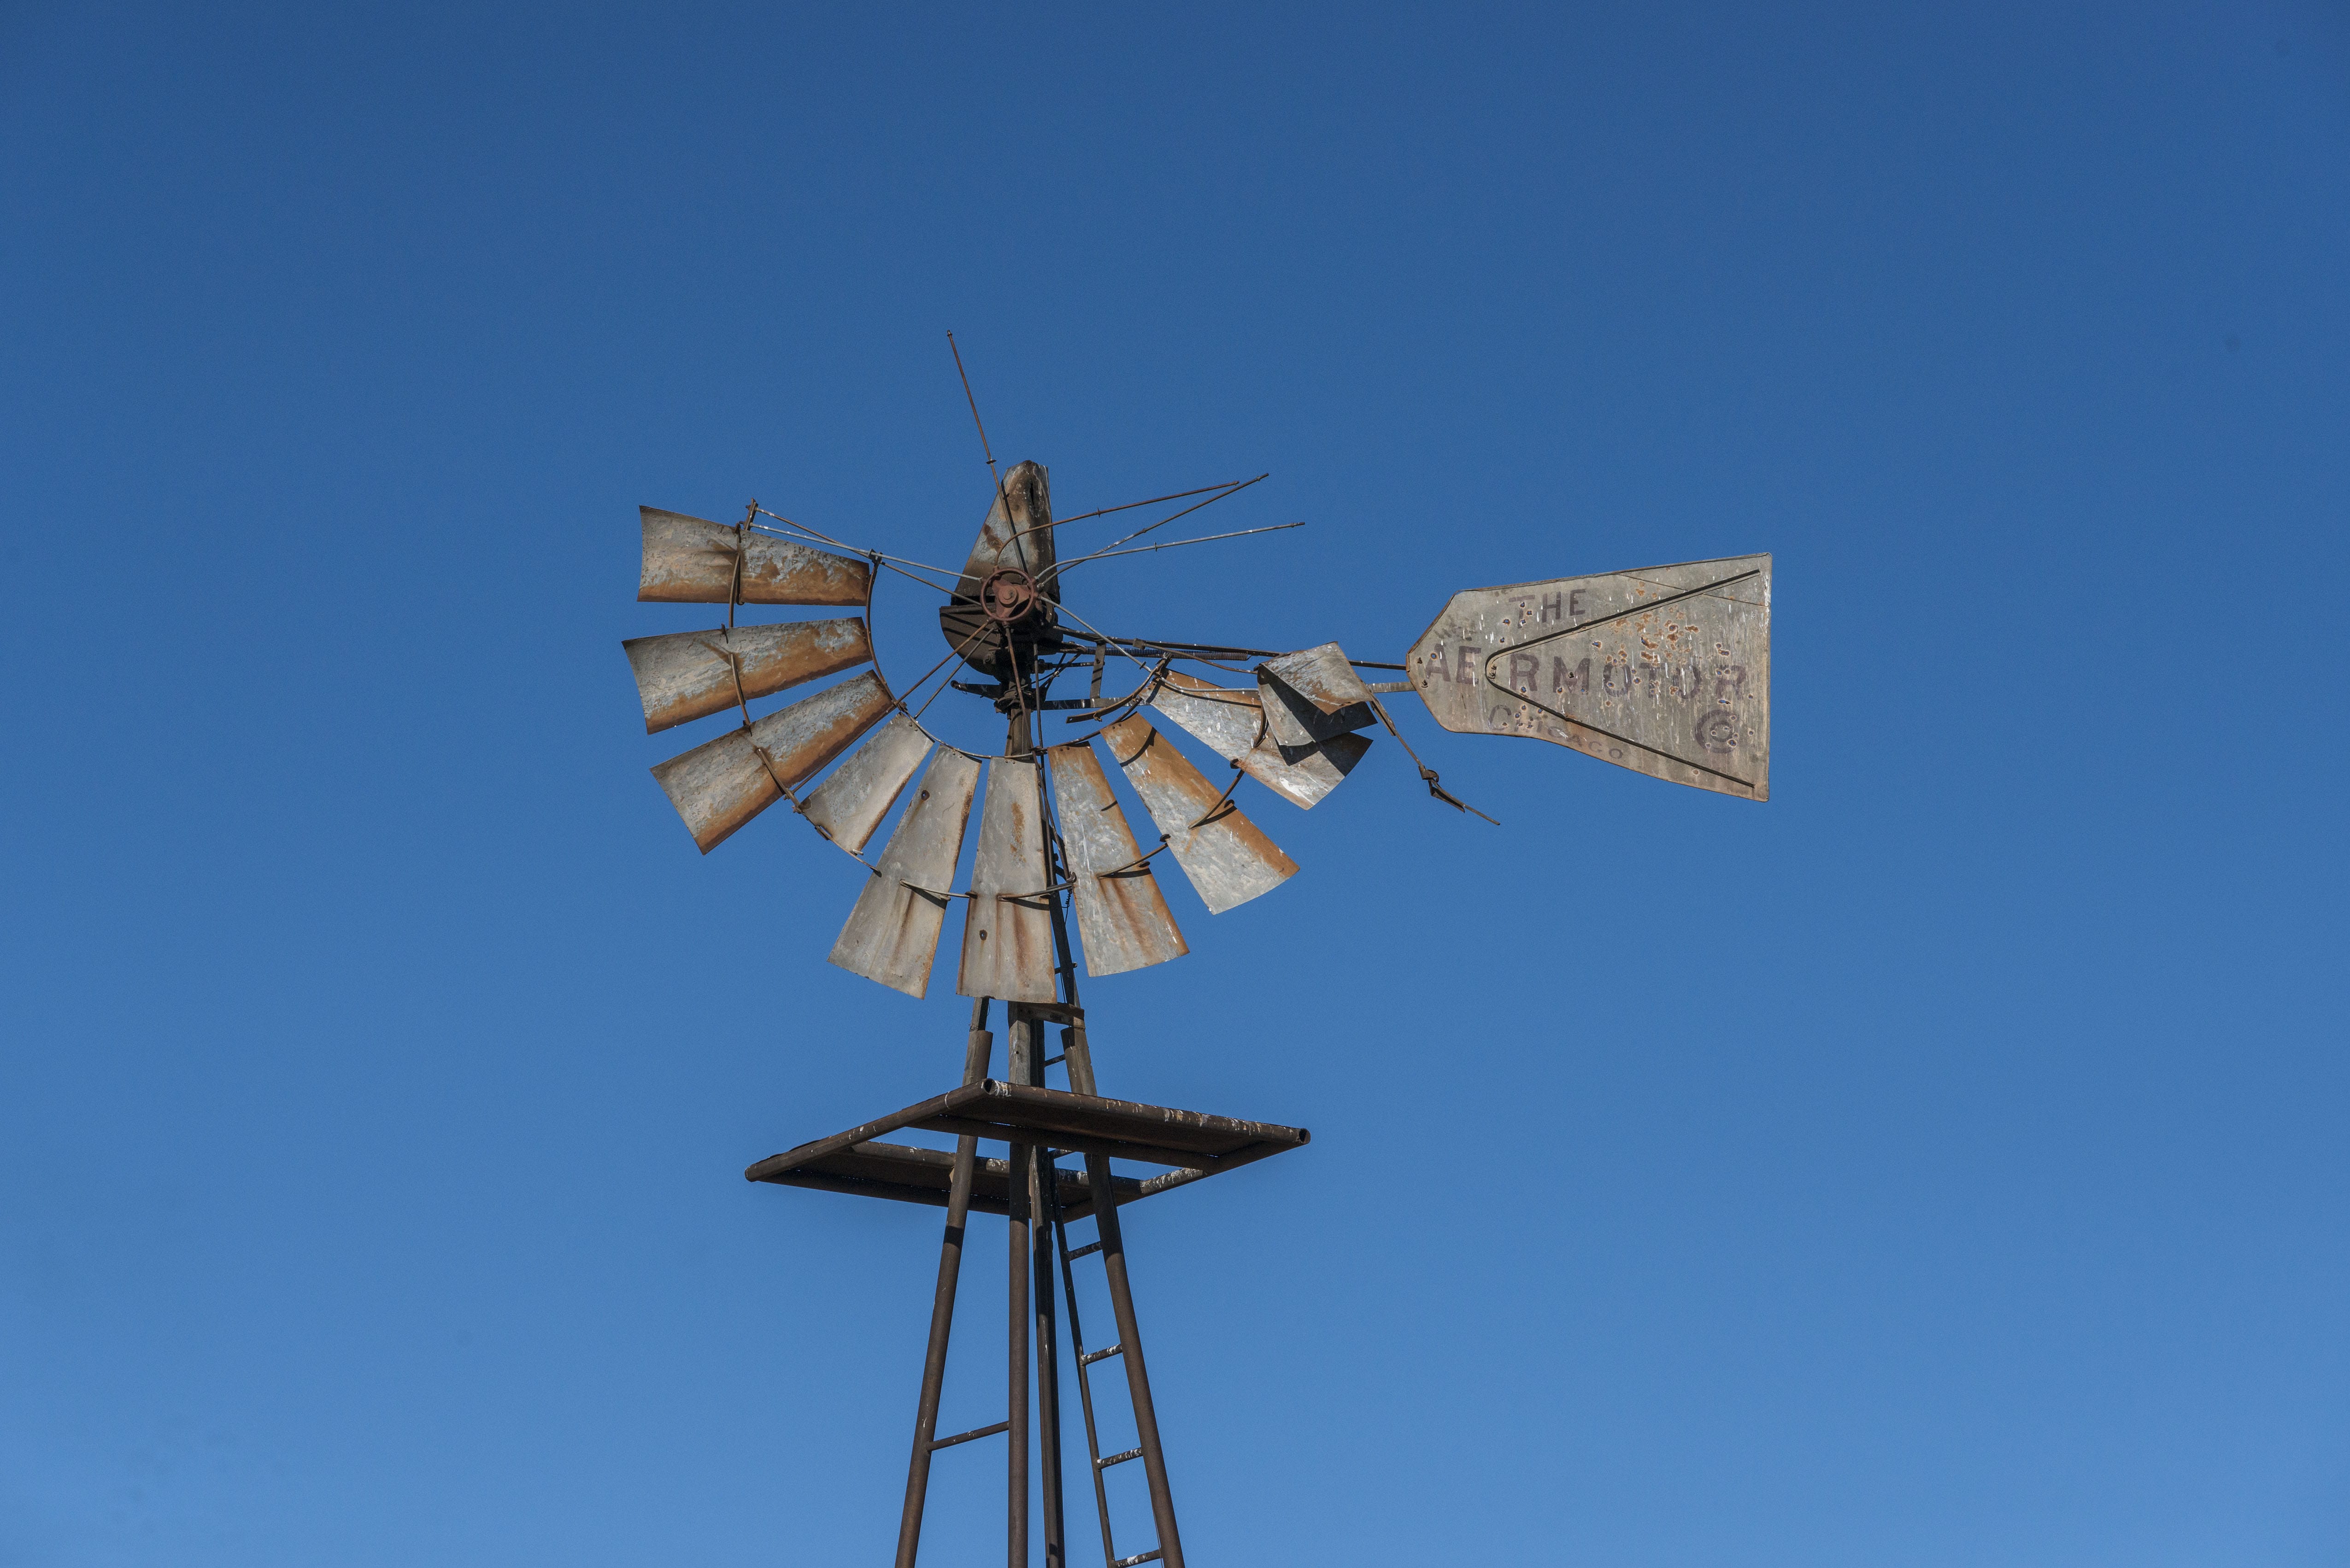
[4,3,2346,1563]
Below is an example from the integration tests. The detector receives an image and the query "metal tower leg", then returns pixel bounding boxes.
[895,1005,994,1568]
[1007,1015,1035,1568]
[1034,1151,1068,1568]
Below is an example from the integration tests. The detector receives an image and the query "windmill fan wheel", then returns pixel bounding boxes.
[622,459,1773,1001]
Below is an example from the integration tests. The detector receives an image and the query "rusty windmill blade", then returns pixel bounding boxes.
[1408,553,1772,801]
[1149,669,1369,810]
[828,746,982,998]
[623,618,872,734]
[956,757,1060,1002]
[1099,716,1297,914]
[638,507,872,605]
[1043,740,1187,978]
[802,712,933,853]
[649,671,893,852]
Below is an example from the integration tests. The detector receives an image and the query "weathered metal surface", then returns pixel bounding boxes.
[755,1140,1154,1216]
[649,671,893,852]
[1408,553,1771,800]
[637,506,872,605]
[830,746,982,998]
[1043,742,1188,979]
[1147,670,1369,810]
[802,712,933,854]
[621,617,871,734]
[744,1080,1310,1182]
[1099,718,1297,915]
[957,758,1060,1003]
[1254,642,1377,750]
[941,462,1063,674]
[953,461,1057,596]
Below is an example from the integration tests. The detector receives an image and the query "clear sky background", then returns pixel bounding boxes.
[4,3,2346,1564]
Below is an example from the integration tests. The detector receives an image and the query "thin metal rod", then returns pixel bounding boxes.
[1034,1125,1067,1568]
[1008,1022,1034,1568]
[901,611,1004,722]
[1027,594,1165,699]
[1083,1154,1184,1568]
[934,1420,1013,1451]
[1005,478,1261,550]
[1005,703,1033,1568]
[1056,629,1407,670]
[1047,522,1303,574]
[896,1008,995,1568]
[1037,476,1265,587]
[749,509,967,589]
[947,331,1031,576]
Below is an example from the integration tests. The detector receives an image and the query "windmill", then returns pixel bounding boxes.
[622,367,1771,1568]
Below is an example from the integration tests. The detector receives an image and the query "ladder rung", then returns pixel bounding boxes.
[1097,1446,1143,1469]
[1079,1344,1123,1366]
[930,1420,1010,1451]
[1113,1553,1163,1567]
[1044,1054,1064,1066]
[1067,1241,1102,1260]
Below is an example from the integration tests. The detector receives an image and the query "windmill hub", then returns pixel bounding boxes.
[979,567,1040,625]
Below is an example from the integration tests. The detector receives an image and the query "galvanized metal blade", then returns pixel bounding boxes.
[637,507,872,606]
[802,712,933,854]
[1043,741,1187,978]
[1255,642,1378,750]
[1407,553,1771,801]
[622,618,872,734]
[648,671,893,852]
[828,746,982,998]
[1149,669,1369,810]
[956,757,1059,1002]
[1099,717,1297,915]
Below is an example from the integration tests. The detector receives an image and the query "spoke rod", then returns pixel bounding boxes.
[1039,476,1266,585]
[1006,476,1263,550]
[1050,521,1302,572]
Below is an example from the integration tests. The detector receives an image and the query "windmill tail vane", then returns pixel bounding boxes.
[616,451,1770,1566]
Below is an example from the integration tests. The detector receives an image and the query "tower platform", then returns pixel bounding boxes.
[745,1079,1310,1219]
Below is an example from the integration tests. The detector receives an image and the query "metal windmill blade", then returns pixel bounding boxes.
[957,756,1058,1002]
[1043,740,1186,977]
[649,670,893,852]
[1254,642,1378,749]
[1148,669,1369,809]
[828,746,981,998]
[638,507,871,605]
[1099,716,1297,915]
[624,618,871,733]
[802,711,933,853]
